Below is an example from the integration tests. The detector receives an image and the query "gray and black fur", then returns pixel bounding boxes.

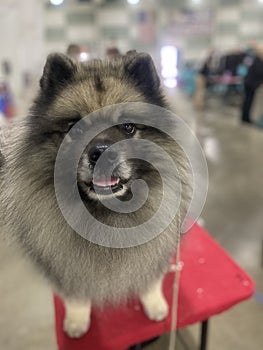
[0,52,191,305]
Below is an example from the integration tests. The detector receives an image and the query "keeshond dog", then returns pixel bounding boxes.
[0,52,191,337]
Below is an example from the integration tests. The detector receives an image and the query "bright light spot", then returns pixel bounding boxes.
[160,45,178,88]
[161,67,178,79]
[127,0,140,5]
[192,0,201,4]
[79,52,89,62]
[258,0,263,3]
[50,0,64,6]
[164,78,177,89]
[161,46,178,67]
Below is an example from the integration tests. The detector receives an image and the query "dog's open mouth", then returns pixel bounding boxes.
[89,176,123,195]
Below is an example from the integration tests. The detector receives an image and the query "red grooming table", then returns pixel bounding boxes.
[54,224,254,350]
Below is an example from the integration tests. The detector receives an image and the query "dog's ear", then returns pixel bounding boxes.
[124,52,160,95]
[40,53,77,96]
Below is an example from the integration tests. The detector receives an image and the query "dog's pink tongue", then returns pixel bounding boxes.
[93,176,119,187]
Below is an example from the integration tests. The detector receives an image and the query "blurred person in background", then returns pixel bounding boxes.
[241,43,263,124]
[106,47,121,60]
[193,50,220,110]
[66,43,81,62]
[0,60,15,121]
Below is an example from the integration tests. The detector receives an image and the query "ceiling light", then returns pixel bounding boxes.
[50,0,64,6]
[127,0,140,5]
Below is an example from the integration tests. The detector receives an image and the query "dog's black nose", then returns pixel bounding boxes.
[88,145,117,165]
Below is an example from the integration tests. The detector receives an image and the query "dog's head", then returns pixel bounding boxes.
[5,50,194,241]
[24,52,184,206]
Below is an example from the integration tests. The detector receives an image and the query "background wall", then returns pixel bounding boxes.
[44,0,263,62]
[44,0,158,58]
[212,0,263,51]
[0,0,263,114]
[0,0,44,108]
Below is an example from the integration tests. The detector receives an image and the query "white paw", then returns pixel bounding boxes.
[63,315,90,338]
[142,295,169,322]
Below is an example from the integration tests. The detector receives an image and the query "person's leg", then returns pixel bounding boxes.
[241,84,255,123]
[194,74,206,110]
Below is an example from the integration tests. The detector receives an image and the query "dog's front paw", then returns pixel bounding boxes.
[63,300,91,338]
[63,314,90,338]
[142,294,169,322]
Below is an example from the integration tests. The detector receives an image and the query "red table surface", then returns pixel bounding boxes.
[54,223,255,350]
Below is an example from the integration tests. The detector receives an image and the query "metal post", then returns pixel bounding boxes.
[200,319,209,350]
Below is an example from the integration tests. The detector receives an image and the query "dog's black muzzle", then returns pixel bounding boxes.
[88,144,118,166]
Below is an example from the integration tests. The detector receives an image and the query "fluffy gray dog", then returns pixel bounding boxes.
[0,52,191,337]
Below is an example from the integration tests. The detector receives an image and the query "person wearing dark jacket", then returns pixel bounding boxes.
[241,52,263,124]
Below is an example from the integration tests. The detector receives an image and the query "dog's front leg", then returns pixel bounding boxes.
[63,299,91,338]
[140,277,169,322]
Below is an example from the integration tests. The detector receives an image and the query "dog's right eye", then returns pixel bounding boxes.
[69,125,83,137]
[67,122,75,131]
[65,120,83,134]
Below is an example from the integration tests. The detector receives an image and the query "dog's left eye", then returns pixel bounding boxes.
[122,123,136,135]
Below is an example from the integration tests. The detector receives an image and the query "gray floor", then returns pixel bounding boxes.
[0,91,263,350]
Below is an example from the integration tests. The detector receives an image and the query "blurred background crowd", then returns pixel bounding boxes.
[0,0,263,127]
